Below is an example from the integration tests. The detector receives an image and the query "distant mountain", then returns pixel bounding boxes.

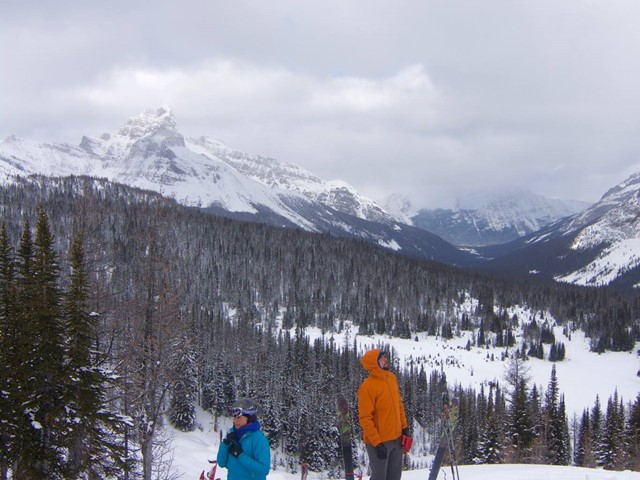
[0,106,472,266]
[379,193,417,225]
[479,172,640,289]
[188,136,394,225]
[398,188,589,247]
[4,106,638,289]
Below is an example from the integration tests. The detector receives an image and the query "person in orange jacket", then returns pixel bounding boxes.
[358,349,412,480]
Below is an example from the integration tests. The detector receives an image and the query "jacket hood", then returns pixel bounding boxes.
[361,348,382,373]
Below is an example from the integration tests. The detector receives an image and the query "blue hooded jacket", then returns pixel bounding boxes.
[217,421,271,480]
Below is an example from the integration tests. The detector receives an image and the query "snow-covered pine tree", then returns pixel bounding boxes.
[600,390,626,469]
[542,364,564,465]
[12,209,67,478]
[574,409,596,467]
[63,231,128,478]
[0,224,17,478]
[557,395,571,464]
[453,388,478,464]
[591,395,604,466]
[627,393,640,471]
[503,356,534,462]
[168,334,198,432]
[540,380,570,466]
[478,384,503,464]
[508,377,535,462]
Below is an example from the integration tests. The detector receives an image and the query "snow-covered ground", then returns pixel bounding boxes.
[306,324,640,421]
[166,321,640,480]
[168,408,640,480]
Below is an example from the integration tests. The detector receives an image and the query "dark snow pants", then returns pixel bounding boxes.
[366,437,403,480]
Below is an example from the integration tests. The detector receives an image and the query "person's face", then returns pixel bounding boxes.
[233,414,249,429]
[378,354,390,370]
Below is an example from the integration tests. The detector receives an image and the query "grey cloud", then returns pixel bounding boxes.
[2,0,639,208]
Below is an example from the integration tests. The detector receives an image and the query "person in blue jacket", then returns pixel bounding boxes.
[217,398,271,480]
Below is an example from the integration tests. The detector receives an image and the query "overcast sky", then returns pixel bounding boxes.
[1,1,639,208]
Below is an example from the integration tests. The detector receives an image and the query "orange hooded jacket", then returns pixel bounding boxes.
[357,349,408,446]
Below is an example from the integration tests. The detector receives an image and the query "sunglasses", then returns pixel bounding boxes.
[231,407,250,418]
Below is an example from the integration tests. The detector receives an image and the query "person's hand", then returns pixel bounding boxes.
[375,443,387,459]
[229,441,243,458]
[402,427,412,437]
[223,432,237,445]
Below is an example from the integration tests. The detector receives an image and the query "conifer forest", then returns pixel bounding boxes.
[1,176,639,479]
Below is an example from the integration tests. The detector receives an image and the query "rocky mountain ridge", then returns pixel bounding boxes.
[2,106,639,289]
[384,189,589,247]
[0,107,471,265]
[478,172,640,289]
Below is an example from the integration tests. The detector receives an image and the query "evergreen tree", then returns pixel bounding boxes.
[168,334,198,432]
[2,174,640,476]
[600,391,625,470]
[574,409,596,467]
[508,378,535,462]
[591,395,604,466]
[503,356,534,462]
[477,320,486,346]
[527,383,546,463]
[557,395,571,464]
[10,220,34,478]
[542,364,567,465]
[299,371,340,472]
[202,352,236,420]
[12,209,67,478]
[0,224,17,477]
[627,393,640,471]
[458,389,480,464]
[478,386,502,464]
[414,365,429,427]
[548,342,566,361]
[64,231,127,478]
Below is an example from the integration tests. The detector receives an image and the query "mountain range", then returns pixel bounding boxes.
[480,171,640,290]
[385,189,589,247]
[1,106,639,290]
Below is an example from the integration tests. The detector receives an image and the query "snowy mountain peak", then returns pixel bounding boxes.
[5,107,637,288]
[380,193,416,224]
[188,135,323,191]
[318,180,394,223]
[559,172,640,239]
[408,188,589,247]
[117,106,178,140]
[3,134,22,144]
[600,171,640,205]
[455,186,527,210]
[546,171,640,287]
[0,107,398,237]
[454,187,586,217]
[188,135,396,224]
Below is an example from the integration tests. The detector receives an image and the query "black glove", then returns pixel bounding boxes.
[228,441,243,458]
[223,432,237,445]
[375,443,387,459]
[402,427,412,437]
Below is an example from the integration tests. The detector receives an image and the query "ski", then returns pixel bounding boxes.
[336,394,355,480]
[427,395,459,480]
[446,398,460,480]
[427,434,449,480]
